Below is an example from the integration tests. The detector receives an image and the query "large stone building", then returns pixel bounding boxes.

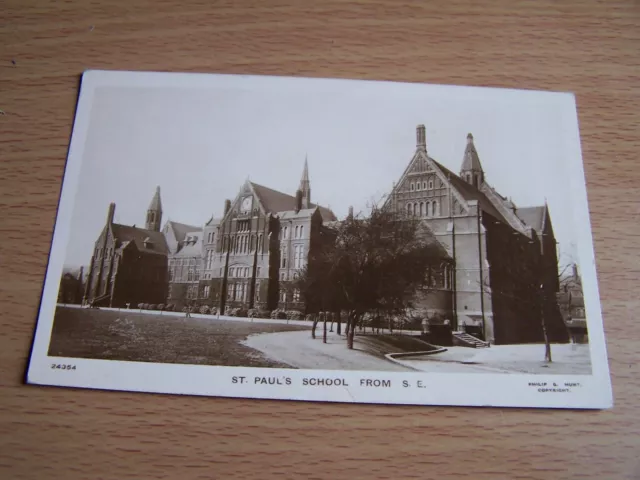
[163,221,202,309]
[82,187,169,307]
[385,125,569,345]
[190,160,337,313]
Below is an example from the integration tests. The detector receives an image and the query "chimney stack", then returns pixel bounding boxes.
[348,206,354,220]
[106,203,116,225]
[224,199,231,215]
[416,124,426,150]
[295,189,303,213]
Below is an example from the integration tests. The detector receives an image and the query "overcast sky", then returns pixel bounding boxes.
[63,77,584,269]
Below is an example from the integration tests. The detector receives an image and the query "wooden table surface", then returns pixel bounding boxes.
[2,1,639,478]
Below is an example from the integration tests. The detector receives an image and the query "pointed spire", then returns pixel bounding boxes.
[148,185,162,212]
[145,186,162,232]
[460,133,484,188]
[299,155,311,209]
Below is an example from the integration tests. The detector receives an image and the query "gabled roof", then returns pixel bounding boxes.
[175,230,203,256]
[166,220,200,243]
[433,161,510,225]
[112,224,169,255]
[460,134,483,173]
[517,206,546,233]
[250,182,337,221]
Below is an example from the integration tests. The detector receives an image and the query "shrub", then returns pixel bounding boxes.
[286,310,303,320]
[165,304,174,312]
[227,308,239,317]
[181,306,189,313]
[157,304,165,311]
[251,309,270,319]
[269,309,287,320]
[138,303,144,310]
[234,308,248,318]
[199,305,210,314]
[148,304,157,311]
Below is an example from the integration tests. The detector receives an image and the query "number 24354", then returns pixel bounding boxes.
[51,364,76,370]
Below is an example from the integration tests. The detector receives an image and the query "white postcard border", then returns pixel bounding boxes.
[27,70,613,410]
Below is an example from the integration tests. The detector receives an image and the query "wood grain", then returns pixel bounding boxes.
[1,1,639,478]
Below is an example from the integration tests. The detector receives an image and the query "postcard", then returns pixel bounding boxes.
[26,70,612,409]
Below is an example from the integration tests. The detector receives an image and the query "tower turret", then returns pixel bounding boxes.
[299,156,311,209]
[145,186,163,231]
[460,133,484,188]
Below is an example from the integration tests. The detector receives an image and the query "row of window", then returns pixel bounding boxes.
[281,225,305,240]
[95,246,114,260]
[280,244,306,269]
[222,234,265,254]
[206,232,215,244]
[168,267,200,283]
[407,200,440,217]
[280,288,301,303]
[228,266,261,278]
[170,257,198,267]
[410,179,435,192]
[227,281,260,303]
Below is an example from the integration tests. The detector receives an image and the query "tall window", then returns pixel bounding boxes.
[299,225,304,239]
[410,183,415,191]
[281,246,287,268]
[428,179,434,189]
[432,200,439,217]
[295,225,299,238]
[293,289,300,302]
[258,234,263,253]
[229,267,234,277]
[407,203,412,215]
[257,267,261,277]
[419,202,424,216]
[422,181,427,189]
[283,226,288,239]
[203,285,210,298]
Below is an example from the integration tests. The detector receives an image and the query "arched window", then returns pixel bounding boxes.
[414,203,418,216]
[407,203,412,215]
[284,226,288,239]
[300,225,304,239]
[295,225,299,238]
[410,183,415,191]
[433,200,439,217]
[416,182,421,191]
[428,179,434,190]
[419,202,424,216]
[423,181,427,190]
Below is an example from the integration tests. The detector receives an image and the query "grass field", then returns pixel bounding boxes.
[48,307,309,368]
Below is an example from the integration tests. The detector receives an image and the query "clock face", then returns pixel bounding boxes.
[241,196,252,213]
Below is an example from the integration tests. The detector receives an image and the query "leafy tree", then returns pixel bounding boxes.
[296,205,446,349]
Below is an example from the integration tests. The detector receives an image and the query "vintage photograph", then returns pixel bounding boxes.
[27,71,611,408]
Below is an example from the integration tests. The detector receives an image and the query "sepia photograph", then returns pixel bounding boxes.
[27,70,612,409]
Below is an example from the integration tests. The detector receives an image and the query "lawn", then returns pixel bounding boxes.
[48,306,309,368]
